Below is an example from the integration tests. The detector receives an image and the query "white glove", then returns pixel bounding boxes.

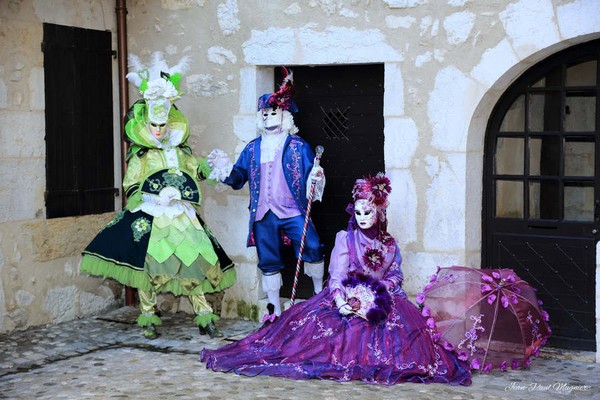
[207,148,231,170]
[334,294,352,316]
[306,166,325,202]
[207,148,233,181]
[308,165,324,182]
[156,187,180,206]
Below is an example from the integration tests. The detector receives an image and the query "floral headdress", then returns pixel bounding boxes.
[257,66,298,113]
[126,52,191,124]
[346,172,393,239]
[351,172,392,210]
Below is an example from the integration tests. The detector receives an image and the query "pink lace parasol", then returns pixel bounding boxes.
[418,266,551,372]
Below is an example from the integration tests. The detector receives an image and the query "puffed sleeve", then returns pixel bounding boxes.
[122,154,144,210]
[327,230,350,296]
[122,154,142,198]
[382,246,406,296]
[196,157,218,184]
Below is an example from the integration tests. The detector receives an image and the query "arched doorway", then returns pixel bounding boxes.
[483,39,600,351]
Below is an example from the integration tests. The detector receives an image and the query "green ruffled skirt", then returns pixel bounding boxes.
[81,209,236,295]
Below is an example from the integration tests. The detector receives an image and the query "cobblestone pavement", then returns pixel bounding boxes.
[0,307,599,400]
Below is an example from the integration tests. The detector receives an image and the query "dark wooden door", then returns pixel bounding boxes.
[483,40,600,350]
[44,23,115,218]
[277,64,385,299]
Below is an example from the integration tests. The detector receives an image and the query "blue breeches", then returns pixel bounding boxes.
[253,211,324,275]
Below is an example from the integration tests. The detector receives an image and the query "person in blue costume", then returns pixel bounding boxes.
[81,52,236,339]
[208,67,325,322]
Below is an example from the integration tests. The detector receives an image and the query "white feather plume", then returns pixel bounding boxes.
[126,72,141,88]
[126,51,192,89]
[282,70,293,85]
[149,52,168,80]
[127,54,144,74]
[126,53,145,87]
[169,55,191,76]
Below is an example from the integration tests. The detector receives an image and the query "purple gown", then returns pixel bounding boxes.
[201,229,472,386]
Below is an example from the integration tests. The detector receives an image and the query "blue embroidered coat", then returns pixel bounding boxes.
[224,134,316,246]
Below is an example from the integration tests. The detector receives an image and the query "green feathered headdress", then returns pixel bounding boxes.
[126,52,191,124]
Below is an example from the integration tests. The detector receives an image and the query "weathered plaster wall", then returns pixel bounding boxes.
[0,0,123,333]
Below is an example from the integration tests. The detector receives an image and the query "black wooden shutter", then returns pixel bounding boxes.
[43,23,115,218]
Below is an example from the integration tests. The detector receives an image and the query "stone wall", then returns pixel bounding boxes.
[0,0,123,333]
[0,214,122,332]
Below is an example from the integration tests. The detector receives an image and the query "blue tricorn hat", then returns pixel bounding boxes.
[257,67,298,113]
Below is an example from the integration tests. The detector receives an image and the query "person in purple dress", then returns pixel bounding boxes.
[200,173,472,386]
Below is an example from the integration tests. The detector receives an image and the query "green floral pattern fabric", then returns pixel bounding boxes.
[132,217,152,242]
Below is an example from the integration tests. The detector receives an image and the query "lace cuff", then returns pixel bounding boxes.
[306,174,326,202]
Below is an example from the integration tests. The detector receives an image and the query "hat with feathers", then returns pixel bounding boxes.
[257,66,298,113]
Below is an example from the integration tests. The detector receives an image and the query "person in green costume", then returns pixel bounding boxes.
[81,52,235,339]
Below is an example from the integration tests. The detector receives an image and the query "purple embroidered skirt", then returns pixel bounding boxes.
[200,288,471,386]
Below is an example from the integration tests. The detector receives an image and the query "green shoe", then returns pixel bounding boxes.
[143,324,158,339]
[199,322,223,338]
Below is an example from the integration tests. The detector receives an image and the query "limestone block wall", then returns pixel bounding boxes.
[0,0,123,333]
[0,215,123,332]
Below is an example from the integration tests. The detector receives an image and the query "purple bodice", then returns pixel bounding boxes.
[328,230,404,297]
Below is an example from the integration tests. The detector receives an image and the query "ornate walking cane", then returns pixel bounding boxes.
[290,145,324,306]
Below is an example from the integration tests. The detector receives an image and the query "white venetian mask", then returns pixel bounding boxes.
[354,199,377,230]
[149,121,168,142]
[261,107,283,133]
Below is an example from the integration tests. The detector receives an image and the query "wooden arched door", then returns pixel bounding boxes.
[483,40,600,350]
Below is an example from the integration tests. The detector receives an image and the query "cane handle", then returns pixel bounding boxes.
[314,145,324,167]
